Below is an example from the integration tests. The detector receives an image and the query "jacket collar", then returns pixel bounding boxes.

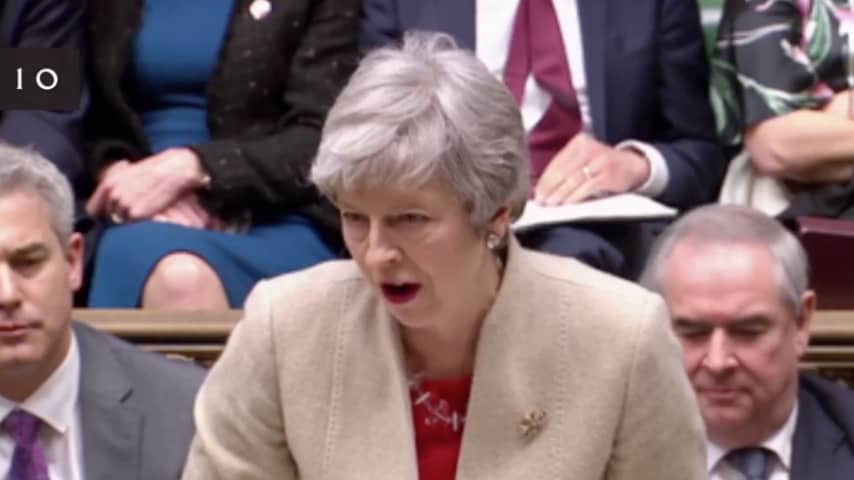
[321,237,571,478]
[74,323,143,480]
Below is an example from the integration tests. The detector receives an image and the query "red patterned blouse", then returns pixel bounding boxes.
[410,376,473,480]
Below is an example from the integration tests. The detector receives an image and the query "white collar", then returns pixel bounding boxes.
[707,402,799,474]
[0,331,80,434]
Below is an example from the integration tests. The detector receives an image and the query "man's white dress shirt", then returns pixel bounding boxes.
[707,404,799,480]
[475,0,668,195]
[0,333,84,480]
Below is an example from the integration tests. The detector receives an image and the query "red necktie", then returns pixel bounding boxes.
[503,0,582,179]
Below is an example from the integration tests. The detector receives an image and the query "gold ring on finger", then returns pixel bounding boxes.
[582,166,594,181]
[109,210,126,225]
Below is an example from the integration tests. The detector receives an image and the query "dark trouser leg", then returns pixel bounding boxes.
[516,219,671,280]
[517,224,626,276]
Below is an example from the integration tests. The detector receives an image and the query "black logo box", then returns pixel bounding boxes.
[0,48,81,111]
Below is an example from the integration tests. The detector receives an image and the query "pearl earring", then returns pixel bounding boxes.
[486,233,501,250]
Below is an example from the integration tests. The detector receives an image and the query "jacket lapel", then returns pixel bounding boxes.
[321,287,419,479]
[791,383,849,480]
[88,0,149,154]
[79,398,143,480]
[576,0,608,140]
[456,242,570,478]
[74,324,144,480]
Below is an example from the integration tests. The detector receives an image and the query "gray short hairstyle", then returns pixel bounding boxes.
[0,142,74,242]
[310,31,531,229]
[640,204,809,314]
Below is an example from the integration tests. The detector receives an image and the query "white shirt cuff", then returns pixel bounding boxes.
[616,140,669,197]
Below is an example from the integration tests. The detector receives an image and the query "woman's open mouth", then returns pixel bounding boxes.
[380,283,421,305]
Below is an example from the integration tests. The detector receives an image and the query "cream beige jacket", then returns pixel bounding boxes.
[182,240,706,479]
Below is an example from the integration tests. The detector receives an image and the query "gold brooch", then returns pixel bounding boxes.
[519,409,547,441]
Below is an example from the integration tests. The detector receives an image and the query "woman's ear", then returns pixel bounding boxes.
[487,206,512,239]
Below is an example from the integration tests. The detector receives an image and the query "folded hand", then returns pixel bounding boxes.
[86,148,208,221]
[534,133,650,206]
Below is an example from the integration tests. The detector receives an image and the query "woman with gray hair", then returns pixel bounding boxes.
[182,32,706,480]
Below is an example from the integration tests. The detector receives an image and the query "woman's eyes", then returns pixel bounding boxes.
[341,212,367,223]
[396,213,429,224]
[341,212,430,225]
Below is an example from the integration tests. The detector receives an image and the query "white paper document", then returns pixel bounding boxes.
[513,193,677,232]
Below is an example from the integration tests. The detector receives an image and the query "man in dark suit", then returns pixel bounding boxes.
[642,204,854,480]
[0,0,88,204]
[0,142,204,479]
[362,0,725,278]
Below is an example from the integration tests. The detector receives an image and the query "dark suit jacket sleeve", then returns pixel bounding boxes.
[191,0,359,214]
[360,0,400,50]
[83,85,145,182]
[0,0,88,188]
[647,0,724,208]
[792,373,854,479]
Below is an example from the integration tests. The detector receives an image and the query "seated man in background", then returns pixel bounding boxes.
[362,0,725,278]
[0,0,88,206]
[0,143,204,479]
[641,204,854,479]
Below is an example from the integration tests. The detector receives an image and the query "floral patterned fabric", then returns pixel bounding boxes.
[713,0,854,146]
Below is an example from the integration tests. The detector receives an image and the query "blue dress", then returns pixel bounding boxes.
[88,0,336,307]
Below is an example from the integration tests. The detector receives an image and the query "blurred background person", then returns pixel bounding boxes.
[0,143,204,480]
[0,0,88,216]
[642,204,854,480]
[182,33,706,480]
[715,0,854,220]
[82,0,359,309]
[362,0,725,279]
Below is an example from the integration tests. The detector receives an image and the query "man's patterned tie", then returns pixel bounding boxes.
[4,410,50,480]
[727,447,771,480]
